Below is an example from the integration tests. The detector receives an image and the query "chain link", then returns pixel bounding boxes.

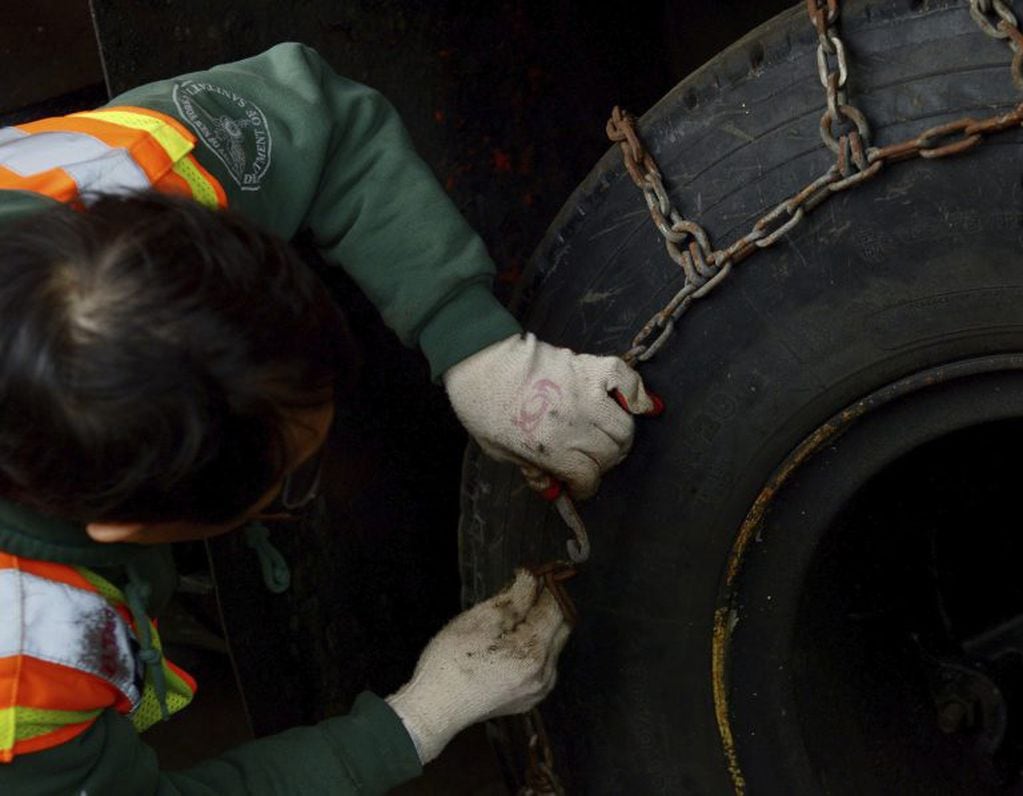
[970,0,1023,87]
[513,562,576,794]
[811,0,867,159]
[608,1,1023,367]
[518,708,567,795]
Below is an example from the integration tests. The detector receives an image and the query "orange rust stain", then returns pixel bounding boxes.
[714,418,844,795]
[713,605,747,796]
[724,421,839,588]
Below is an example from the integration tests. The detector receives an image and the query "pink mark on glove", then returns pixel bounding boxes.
[512,378,563,437]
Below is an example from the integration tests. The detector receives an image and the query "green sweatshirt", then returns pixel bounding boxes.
[0,42,522,378]
[0,499,422,794]
[0,42,530,793]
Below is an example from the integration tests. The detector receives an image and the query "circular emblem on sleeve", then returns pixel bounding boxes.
[172,80,272,191]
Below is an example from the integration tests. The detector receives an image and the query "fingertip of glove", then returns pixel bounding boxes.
[610,383,664,417]
[552,621,572,655]
[508,567,541,609]
[533,587,563,624]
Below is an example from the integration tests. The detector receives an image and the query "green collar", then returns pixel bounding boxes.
[0,497,147,567]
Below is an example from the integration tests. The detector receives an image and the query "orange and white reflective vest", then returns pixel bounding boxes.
[0,552,196,761]
[0,106,226,209]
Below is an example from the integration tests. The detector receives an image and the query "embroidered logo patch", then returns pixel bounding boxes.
[172,81,272,191]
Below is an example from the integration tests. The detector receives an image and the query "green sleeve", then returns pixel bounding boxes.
[0,190,59,229]
[0,692,421,795]
[110,42,522,379]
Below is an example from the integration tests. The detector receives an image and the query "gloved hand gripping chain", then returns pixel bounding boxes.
[517,2,1023,792]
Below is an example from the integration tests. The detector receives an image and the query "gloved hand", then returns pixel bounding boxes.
[443,332,660,499]
[385,569,571,764]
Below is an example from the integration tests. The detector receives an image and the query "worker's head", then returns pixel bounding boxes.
[0,192,355,543]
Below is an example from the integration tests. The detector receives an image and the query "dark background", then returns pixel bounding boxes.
[0,1,792,790]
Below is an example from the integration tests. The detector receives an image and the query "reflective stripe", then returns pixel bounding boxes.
[0,569,140,707]
[0,127,26,147]
[1,552,97,591]
[0,555,195,760]
[0,130,150,201]
[0,106,227,209]
[72,566,197,733]
[72,109,227,207]
[0,131,107,177]
[62,148,151,196]
[0,163,78,204]
[171,155,225,209]
[74,565,125,602]
[83,107,227,208]
[0,654,129,716]
[0,705,101,748]
[73,109,194,162]
[18,116,175,181]
[0,709,101,761]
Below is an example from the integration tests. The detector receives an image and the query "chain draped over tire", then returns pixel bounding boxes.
[514,566,576,793]
[972,0,1023,86]
[607,0,1023,368]
[516,2,1023,792]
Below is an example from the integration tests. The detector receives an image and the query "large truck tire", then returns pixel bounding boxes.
[459,1,1023,793]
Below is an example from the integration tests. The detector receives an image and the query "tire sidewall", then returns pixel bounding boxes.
[461,2,1023,791]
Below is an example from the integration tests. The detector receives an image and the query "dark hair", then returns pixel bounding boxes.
[0,192,355,524]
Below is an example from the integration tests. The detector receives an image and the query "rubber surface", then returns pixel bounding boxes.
[460,1,1023,792]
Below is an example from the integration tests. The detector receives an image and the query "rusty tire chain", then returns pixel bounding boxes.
[529,561,580,627]
[520,2,1023,791]
[608,0,1023,369]
[514,562,577,795]
[971,0,1023,88]
[519,706,567,796]
[520,710,566,796]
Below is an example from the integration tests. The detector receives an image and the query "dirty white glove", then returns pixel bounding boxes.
[443,332,660,499]
[385,569,571,764]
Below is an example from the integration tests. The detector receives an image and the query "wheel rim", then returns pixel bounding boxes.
[716,354,1023,794]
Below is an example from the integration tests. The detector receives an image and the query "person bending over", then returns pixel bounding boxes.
[0,193,571,793]
[0,43,658,794]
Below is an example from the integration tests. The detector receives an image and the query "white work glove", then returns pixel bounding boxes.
[443,332,662,500]
[385,569,571,764]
